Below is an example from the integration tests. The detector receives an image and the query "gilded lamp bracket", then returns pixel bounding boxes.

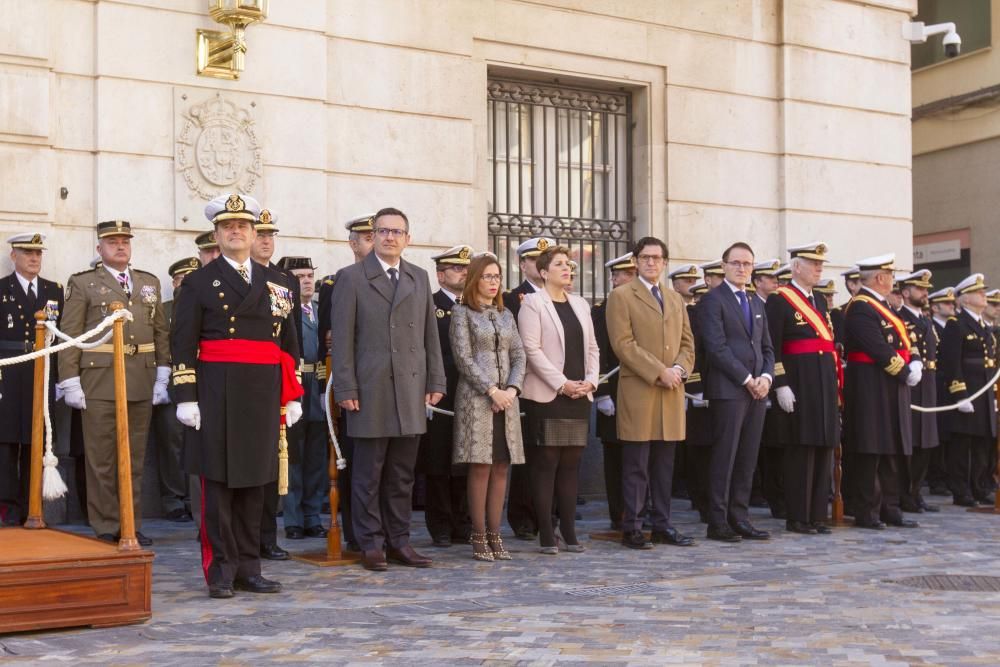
[196,1,268,80]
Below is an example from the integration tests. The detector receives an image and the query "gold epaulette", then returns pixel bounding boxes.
[949,380,968,394]
[773,362,785,377]
[172,364,196,385]
[884,355,905,376]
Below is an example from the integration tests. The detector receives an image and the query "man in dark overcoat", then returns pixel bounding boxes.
[331,207,446,571]
[842,254,921,530]
[172,193,303,598]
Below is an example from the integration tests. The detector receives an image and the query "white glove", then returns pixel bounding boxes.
[426,404,434,420]
[59,376,86,410]
[957,399,975,414]
[690,392,708,409]
[152,366,171,405]
[595,395,615,416]
[176,402,201,430]
[906,361,922,387]
[776,386,796,414]
[285,400,302,427]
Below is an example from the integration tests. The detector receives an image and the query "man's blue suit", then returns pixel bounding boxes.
[698,281,775,529]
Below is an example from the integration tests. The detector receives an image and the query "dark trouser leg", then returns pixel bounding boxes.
[69,408,88,522]
[302,420,329,530]
[554,447,584,544]
[350,436,389,552]
[259,480,279,547]
[810,446,833,523]
[672,442,688,498]
[0,442,23,524]
[337,418,356,546]
[878,454,904,523]
[783,446,812,524]
[379,436,420,551]
[282,422,306,530]
[233,485,264,580]
[906,448,932,506]
[707,399,746,528]
[947,434,973,500]
[849,452,880,524]
[153,403,188,515]
[728,400,766,524]
[685,445,711,517]
[423,474,452,540]
[760,446,785,515]
[507,439,537,533]
[201,478,238,586]
[971,436,993,501]
[927,442,948,492]
[647,441,677,531]
[530,446,560,547]
[620,442,650,532]
[601,441,623,527]
[449,474,471,540]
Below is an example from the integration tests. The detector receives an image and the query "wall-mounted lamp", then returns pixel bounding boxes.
[197,0,269,80]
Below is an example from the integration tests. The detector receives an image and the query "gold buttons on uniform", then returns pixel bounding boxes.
[228,327,235,334]
[230,316,235,322]
[223,304,229,311]
[219,292,225,299]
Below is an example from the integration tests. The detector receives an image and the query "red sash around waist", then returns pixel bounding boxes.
[782,338,844,396]
[199,339,304,407]
[847,349,911,366]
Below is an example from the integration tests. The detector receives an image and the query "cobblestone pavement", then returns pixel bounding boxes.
[4,497,1000,665]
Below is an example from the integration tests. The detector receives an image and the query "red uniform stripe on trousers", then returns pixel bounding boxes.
[199,476,213,583]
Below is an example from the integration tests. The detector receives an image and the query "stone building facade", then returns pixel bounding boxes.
[1,0,918,298]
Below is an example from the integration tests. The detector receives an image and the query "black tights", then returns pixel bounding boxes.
[530,446,584,547]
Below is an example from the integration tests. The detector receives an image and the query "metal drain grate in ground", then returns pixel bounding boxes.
[888,575,1000,592]
[566,583,657,597]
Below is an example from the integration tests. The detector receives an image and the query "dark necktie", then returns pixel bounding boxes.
[807,294,816,309]
[388,267,399,290]
[26,282,36,313]
[651,285,664,312]
[737,289,752,332]
[117,272,131,297]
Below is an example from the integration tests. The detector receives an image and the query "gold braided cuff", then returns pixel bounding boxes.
[884,355,905,376]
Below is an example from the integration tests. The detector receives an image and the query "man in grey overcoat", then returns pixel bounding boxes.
[331,207,447,571]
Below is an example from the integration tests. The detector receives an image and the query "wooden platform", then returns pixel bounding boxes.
[0,527,153,634]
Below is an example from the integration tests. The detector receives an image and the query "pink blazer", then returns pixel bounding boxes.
[517,290,601,403]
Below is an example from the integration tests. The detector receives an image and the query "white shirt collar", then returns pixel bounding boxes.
[14,272,36,295]
[860,286,885,302]
[441,288,459,304]
[724,279,748,298]
[375,254,400,275]
[104,264,130,284]
[222,255,252,281]
[933,315,949,329]
[903,304,923,319]
[637,274,662,294]
[790,279,813,298]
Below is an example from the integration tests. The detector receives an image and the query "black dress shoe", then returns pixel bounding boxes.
[885,518,919,528]
[706,525,742,542]
[621,530,653,550]
[899,500,923,513]
[431,535,452,548]
[285,526,305,540]
[811,523,832,535]
[918,498,940,512]
[731,521,770,540]
[854,519,886,530]
[786,520,817,535]
[304,525,328,538]
[954,496,977,507]
[164,508,193,522]
[233,575,282,594]
[770,507,787,520]
[361,549,388,571]
[387,545,433,568]
[135,531,153,547]
[928,483,950,496]
[977,493,997,505]
[650,527,695,547]
[208,583,234,599]
[260,544,290,560]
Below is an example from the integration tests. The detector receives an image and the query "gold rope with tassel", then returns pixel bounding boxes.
[278,405,289,496]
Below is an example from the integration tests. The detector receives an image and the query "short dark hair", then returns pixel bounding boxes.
[632,236,667,260]
[722,242,754,262]
[535,245,571,274]
[374,207,409,232]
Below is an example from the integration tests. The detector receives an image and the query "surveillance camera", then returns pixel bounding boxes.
[903,21,962,58]
[942,30,962,58]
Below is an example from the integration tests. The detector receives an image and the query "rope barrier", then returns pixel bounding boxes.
[323,372,347,470]
[910,364,1000,413]
[0,309,132,499]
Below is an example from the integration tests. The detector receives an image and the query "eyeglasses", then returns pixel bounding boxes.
[636,254,664,264]
[480,274,503,283]
[374,227,407,238]
[726,261,754,270]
